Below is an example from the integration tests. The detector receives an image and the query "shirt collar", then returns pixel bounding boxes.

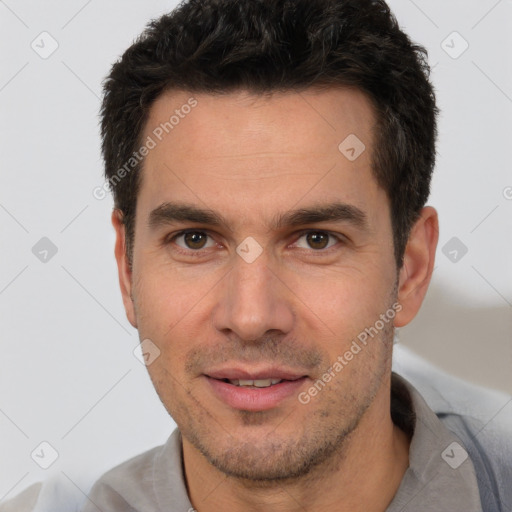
[386,372,483,511]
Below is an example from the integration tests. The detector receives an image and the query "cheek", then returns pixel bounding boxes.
[132,264,221,390]
[133,261,211,334]
[288,264,392,335]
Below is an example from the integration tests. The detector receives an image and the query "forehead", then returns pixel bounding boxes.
[137,87,383,228]
[143,87,375,159]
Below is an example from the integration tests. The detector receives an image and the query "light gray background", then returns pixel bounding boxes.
[1,0,511,502]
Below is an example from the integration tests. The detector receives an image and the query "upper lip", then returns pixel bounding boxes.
[205,367,308,381]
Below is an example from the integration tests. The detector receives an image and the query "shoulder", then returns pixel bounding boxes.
[81,443,166,512]
[82,427,190,512]
[393,345,512,509]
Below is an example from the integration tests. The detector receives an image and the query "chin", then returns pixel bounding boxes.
[187,421,356,483]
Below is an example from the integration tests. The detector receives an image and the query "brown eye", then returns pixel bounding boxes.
[170,231,215,251]
[293,231,341,251]
[306,232,330,250]
[183,232,209,249]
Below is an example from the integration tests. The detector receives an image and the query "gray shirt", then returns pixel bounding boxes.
[80,373,484,511]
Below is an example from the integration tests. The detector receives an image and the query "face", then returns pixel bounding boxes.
[119,87,405,481]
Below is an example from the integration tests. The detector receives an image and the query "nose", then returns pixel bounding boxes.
[212,252,294,342]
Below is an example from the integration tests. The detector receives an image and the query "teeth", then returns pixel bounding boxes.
[228,378,283,387]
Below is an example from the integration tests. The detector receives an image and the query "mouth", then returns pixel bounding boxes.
[204,370,309,411]
[217,377,297,387]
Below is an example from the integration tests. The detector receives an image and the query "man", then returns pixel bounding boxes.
[76,0,508,511]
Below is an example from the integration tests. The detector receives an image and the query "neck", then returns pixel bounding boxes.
[182,376,410,512]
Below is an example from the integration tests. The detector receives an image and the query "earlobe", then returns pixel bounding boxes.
[112,209,138,329]
[394,206,439,327]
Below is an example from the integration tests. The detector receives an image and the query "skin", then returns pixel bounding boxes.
[113,87,438,512]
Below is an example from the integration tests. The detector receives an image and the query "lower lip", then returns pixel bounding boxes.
[205,376,308,411]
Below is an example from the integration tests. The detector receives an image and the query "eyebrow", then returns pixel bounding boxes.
[148,201,369,232]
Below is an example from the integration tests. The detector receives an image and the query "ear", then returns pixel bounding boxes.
[394,206,439,327]
[112,209,137,329]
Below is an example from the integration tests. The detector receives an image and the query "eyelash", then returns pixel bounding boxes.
[164,229,346,255]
